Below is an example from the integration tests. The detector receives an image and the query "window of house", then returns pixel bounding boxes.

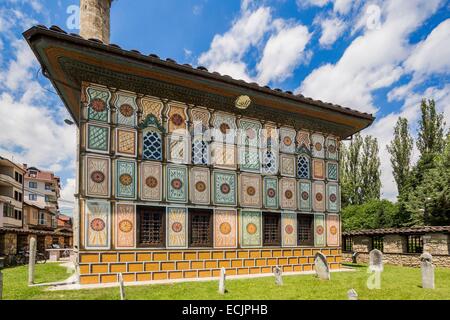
[142,130,163,161]
[38,211,45,225]
[14,191,22,202]
[263,212,281,246]
[29,181,37,188]
[372,236,384,252]
[137,206,165,247]
[45,183,52,190]
[45,195,50,202]
[407,235,423,254]
[15,171,23,183]
[343,236,353,252]
[297,214,314,246]
[14,210,22,220]
[29,170,37,178]
[297,155,310,179]
[29,194,37,201]
[3,204,13,218]
[189,209,213,247]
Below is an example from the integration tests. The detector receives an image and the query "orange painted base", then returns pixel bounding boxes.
[78,248,342,285]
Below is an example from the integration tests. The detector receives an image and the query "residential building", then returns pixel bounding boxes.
[23,165,61,214]
[0,156,25,229]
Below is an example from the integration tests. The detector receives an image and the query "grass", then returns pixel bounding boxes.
[1,263,450,300]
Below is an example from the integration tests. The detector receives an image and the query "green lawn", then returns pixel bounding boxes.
[1,263,450,300]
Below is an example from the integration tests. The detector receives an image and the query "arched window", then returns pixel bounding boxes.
[192,138,209,165]
[297,154,310,179]
[143,130,162,161]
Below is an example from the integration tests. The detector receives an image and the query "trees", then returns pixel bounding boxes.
[341,200,399,231]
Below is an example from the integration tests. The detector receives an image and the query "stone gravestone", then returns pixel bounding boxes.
[218,267,226,294]
[369,249,383,272]
[420,252,435,289]
[273,266,283,286]
[314,252,330,280]
[347,288,358,300]
[28,237,37,285]
[118,273,126,300]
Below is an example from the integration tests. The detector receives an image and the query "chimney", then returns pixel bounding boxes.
[79,0,113,44]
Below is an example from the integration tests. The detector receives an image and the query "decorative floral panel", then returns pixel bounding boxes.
[85,200,110,249]
[311,133,325,158]
[115,203,135,248]
[85,155,110,198]
[166,207,188,248]
[326,137,338,160]
[167,133,189,164]
[326,182,339,212]
[167,103,188,134]
[192,137,209,165]
[214,209,237,248]
[326,162,338,181]
[141,96,163,122]
[261,148,278,175]
[282,212,297,247]
[296,130,310,153]
[298,180,311,211]
[261,123,278,149]
[326,214,340,246]
[140,162,162,201]
[211,142,236,169]
[86,85,110,123]
[239,173,261,208]
[115,159,136,199]
[279,178,297,210]
[116,128,137,157]
[166,165,188,203]
[312,159,325,180]
[190,167,210,205]
[115,91,137,127]
[263,176,278,209]
[297,154,310,179]
[279,127,296,154]
[280,154,296,177]
[238,146,260,172]
[142,129,163,161]
[190,107,211,136]
[314,214,326,247]
[86,123,109,154]
[239,210,262,247]
[238,118,261,147]
[212,112,237,145]
[213,170,237,206]
[312,181,325,212]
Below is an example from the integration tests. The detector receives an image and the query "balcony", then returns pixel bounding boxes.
[0,173,21,188]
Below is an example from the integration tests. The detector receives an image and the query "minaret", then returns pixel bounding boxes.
[79,0,113,44]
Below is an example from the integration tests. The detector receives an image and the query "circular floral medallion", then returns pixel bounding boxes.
[285,224,294,235]
[119,219,133,233]
[267,188,276,198]
[145,176,158,188]
[171,222,183,233]
[246,223,257,235]
[119,104,134,117]
[171,178,183,190]
[330,226,337,235]
[219,123,230,134]
[246,186,256,196]
[90,98,106,112]
[171,113,184,126]
[285,190,293,199]
[315,142,322,151]
[316,225,324,235]
[301,191,309,201]
[283,136,292,146]
[195,181,206,192]
[119,174,132,186]
[220,183,230,194]
[90,218,105,232]
[90,170,105,183]
[246,128,256,139]
[219,222,232,235]
[328,144,336,153]
[329,193,337,203]
[316,192,323,201]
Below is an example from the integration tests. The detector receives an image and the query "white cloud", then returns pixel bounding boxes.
[256,22,311,85]
[317,16,346,47]
[59,178,76,213]
[296,0,331,8]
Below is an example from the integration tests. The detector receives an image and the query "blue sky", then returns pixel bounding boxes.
[0,0,449,215]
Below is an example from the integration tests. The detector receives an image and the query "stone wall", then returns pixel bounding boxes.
[342,252,450,268]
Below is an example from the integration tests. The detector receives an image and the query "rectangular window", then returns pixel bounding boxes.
[29,194,37,201]
[45,195,50,202]
[263,212,281,246]
[297,214,314,246]
[407,235,423,254]
[45,183,52,190]
[137,206,165,247]
[15,171,23,183]
[343,236,353,252]
[189,209,213,247]
[38,211,45,225]
[14,210,22,220]
[29,181,37,188]
[372,236,384,252]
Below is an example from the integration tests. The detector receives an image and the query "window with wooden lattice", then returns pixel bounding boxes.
[263,212,281,246]
[297,214,314,246]
[189,209,213,247]
[372,236,384,252]
[137,206,165,247]
[407,235,423,253]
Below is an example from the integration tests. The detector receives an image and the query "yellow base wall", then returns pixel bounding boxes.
[78,247,342,285]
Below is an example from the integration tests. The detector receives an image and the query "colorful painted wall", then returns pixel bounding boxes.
[77,82,342,284]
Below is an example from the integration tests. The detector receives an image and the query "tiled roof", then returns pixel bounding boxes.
[28,25,374,122]
[24,166,60,183]
[0,227,72,236]
[343,226,450,236]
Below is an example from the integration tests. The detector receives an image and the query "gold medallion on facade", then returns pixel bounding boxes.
[235,95,251,109]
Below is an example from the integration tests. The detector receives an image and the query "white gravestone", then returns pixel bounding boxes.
[218,267,226,294]
[273,266,283,286]
[369,249,383,272]
[118,273,126,300]
[347,288,358,300]
[420,252,435,289]
[314,252,330,280]
[28,237,36,285]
